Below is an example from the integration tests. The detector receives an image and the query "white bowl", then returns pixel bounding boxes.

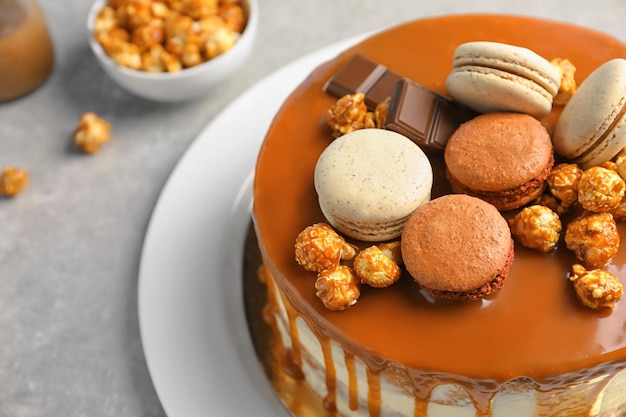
[86,0,258,102]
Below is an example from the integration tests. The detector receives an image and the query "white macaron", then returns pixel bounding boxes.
[553,58,626,169]
[314,129,433,242]
[445,41,561,119]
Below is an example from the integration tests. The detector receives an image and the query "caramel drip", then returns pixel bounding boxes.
[345,352,359,411]
[320,337,338,412]
[278,286,305,380]
[471,382,498,417]
[413,389,428,417]
[534,367,616,417]
[260,267,277,325]
[366,367,382,417]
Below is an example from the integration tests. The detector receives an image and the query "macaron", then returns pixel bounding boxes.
[553,58,626,169]
[445,41,561,119]
[444,112,554,211]
[314,128,432,241]
[401,194,514,301]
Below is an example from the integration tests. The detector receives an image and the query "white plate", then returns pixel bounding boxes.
[138,35,365,417]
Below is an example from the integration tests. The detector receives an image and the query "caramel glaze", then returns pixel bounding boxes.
[253,14,626,415]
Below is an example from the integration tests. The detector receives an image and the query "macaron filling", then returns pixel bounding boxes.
[446,153,553,211]
[425,241,514,301]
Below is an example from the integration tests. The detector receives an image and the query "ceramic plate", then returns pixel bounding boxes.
[138,35,364,417]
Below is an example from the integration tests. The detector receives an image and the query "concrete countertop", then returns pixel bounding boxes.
[2,0,626,416]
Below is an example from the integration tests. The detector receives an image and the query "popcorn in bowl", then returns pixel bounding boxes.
[86,0,258,101]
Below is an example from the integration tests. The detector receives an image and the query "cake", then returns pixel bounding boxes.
[252,14,626,417]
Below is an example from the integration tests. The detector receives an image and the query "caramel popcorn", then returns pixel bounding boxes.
[374,97,391,128]
[0,166,28,197]
[509,205,562,252]
[550,58,577,105]
[547,163,582,208]
[72,112,111,154]
[377,241,403,265]
[614,147,626,180]
[326,93,375,138]
[610,198,626,221]
[570,264,623,310]
[578,166,626,212]
[533,192,570,216]
[295,223,358,272]
[565,213,619,268]
[93,0,247,72]
[353,245,401,288]
[315,265,360,311]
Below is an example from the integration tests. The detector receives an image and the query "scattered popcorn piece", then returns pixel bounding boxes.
[610,197,626,221]
[0,166,29,197]
[614,147,626,180]
[547,163,582,208]
[570,264,623,310]
[533,192,570,216]
[550,58,577,105]
[509,205,562,252]
[326,93,374,138]
[295,223,357,272]
[374,97,391,128]
[377,241,403,265]
[315,265,360,311]
[565,212,619,269]
[578,166,625,213]
[354,245,401,288]
[72,112,111,154]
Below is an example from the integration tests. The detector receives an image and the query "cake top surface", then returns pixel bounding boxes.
[253,14,626,380]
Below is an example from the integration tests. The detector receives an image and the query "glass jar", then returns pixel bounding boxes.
[0,0,54,102]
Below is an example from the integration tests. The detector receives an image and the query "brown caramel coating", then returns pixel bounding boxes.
[253,15,626,382]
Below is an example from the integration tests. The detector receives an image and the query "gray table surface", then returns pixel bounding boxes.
[2,0,626,416]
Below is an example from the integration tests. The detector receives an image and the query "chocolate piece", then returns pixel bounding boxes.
[384,78,477,151]
[324,54,399,110]
[364,70,403,109]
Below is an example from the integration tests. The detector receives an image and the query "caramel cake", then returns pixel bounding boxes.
[252,14,626,417]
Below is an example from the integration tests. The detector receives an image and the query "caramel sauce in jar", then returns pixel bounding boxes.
[0,0,54,102]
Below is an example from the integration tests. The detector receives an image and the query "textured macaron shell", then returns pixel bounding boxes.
[446,41,561,119]
[401,194,513,294]
[445,111,553,188]
[553,58,626,169]
[314,129,433,241]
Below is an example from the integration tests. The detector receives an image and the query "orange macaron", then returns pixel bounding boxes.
[444,112,554,211]
[401,194,514,301]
